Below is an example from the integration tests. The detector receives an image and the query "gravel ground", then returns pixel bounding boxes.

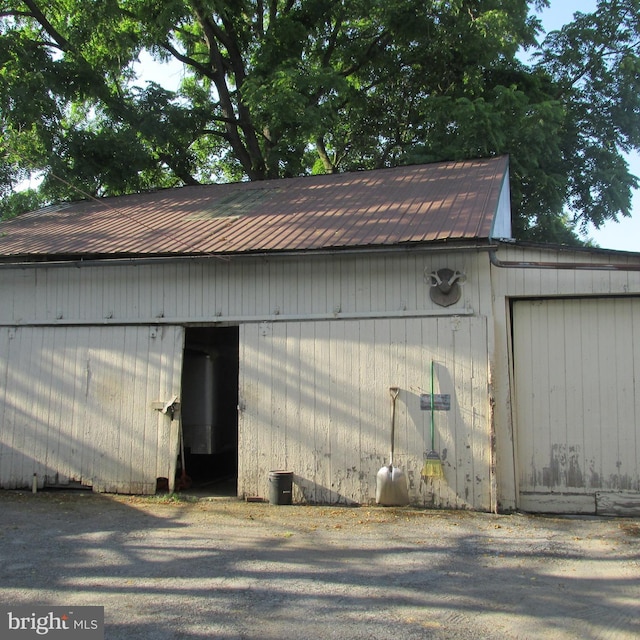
[0,490,639,639]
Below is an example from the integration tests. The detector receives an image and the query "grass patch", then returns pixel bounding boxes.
[137,493,199,504]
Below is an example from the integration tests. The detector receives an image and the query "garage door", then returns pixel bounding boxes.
[0,325,184,494]
[513,298,640,515]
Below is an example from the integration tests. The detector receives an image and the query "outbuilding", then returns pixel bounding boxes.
[1,156,639,515]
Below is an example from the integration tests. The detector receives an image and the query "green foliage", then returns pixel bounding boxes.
[0,188,45,221]
[1,0,639,244]
[534,1,640,232]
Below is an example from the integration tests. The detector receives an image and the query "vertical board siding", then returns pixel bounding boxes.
[0,325,183,494]
[489,246,640,512]
[0,251,482,326]
[238,316,490,508]
[513,298,640,513]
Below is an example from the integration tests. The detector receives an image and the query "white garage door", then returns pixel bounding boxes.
[513,298,640,515]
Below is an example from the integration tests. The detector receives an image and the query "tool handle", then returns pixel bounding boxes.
[430,360,435,450]
[390,397,396,465]
[389,387,400,466]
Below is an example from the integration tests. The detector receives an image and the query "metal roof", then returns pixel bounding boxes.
[0,156,509,260]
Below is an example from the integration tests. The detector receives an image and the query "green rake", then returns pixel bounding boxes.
[421,360,444,479]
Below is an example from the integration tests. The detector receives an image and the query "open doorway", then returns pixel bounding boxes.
[180,326,239,496]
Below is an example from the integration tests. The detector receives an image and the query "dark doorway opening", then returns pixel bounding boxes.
[180,326,239,496]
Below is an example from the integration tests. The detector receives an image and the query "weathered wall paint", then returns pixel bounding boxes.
[3,241,640,512]
[0,250,491,504]
[489,245,640,513]
[238,316,491,509]
[0,251,487,326]
[0,325,183,493]
[511,297,640,513]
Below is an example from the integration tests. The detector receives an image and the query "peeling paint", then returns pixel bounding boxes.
[532,449,640,492]
[85,359,92,397]
[514,297,640,515]
[543,444,584,488]
[530,444,586,489]
[587,459,600,488]
[606,473,636,491]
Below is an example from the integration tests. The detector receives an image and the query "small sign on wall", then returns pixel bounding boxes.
[420,394,451,411]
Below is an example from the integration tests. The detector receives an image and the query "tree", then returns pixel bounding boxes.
[1,0,638,244]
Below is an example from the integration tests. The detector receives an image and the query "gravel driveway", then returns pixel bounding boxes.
[1,491,638,639]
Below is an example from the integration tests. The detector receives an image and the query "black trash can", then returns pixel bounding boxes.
[268,470,293,505]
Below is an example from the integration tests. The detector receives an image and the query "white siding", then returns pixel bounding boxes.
[489,245,640,512]
[238,316,491,509]
[512,298,640,514]
[0,251,488,326]
[1,250,490,503]
[5,242,640,510]
[0,325,184,494]
[490,167,512,240]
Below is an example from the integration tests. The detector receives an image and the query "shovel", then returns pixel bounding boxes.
[375,387,410,506]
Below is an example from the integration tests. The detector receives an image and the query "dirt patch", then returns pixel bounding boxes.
[619,521,640,537]
[1,491,639,639]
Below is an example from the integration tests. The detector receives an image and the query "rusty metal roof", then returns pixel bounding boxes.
[0,156,509,260]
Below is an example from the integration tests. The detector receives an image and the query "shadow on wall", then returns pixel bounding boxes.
[238,317,490,510]
[292,474,362,506]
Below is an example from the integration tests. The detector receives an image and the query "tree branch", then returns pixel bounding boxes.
[201,128,231,139]
[21,0,72,52]
[161,40,212,79]
[188,0,265,178]
[315,136,336,173]
[340,32,392,77]
[157,153,200,185]
[321,14,344,67]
